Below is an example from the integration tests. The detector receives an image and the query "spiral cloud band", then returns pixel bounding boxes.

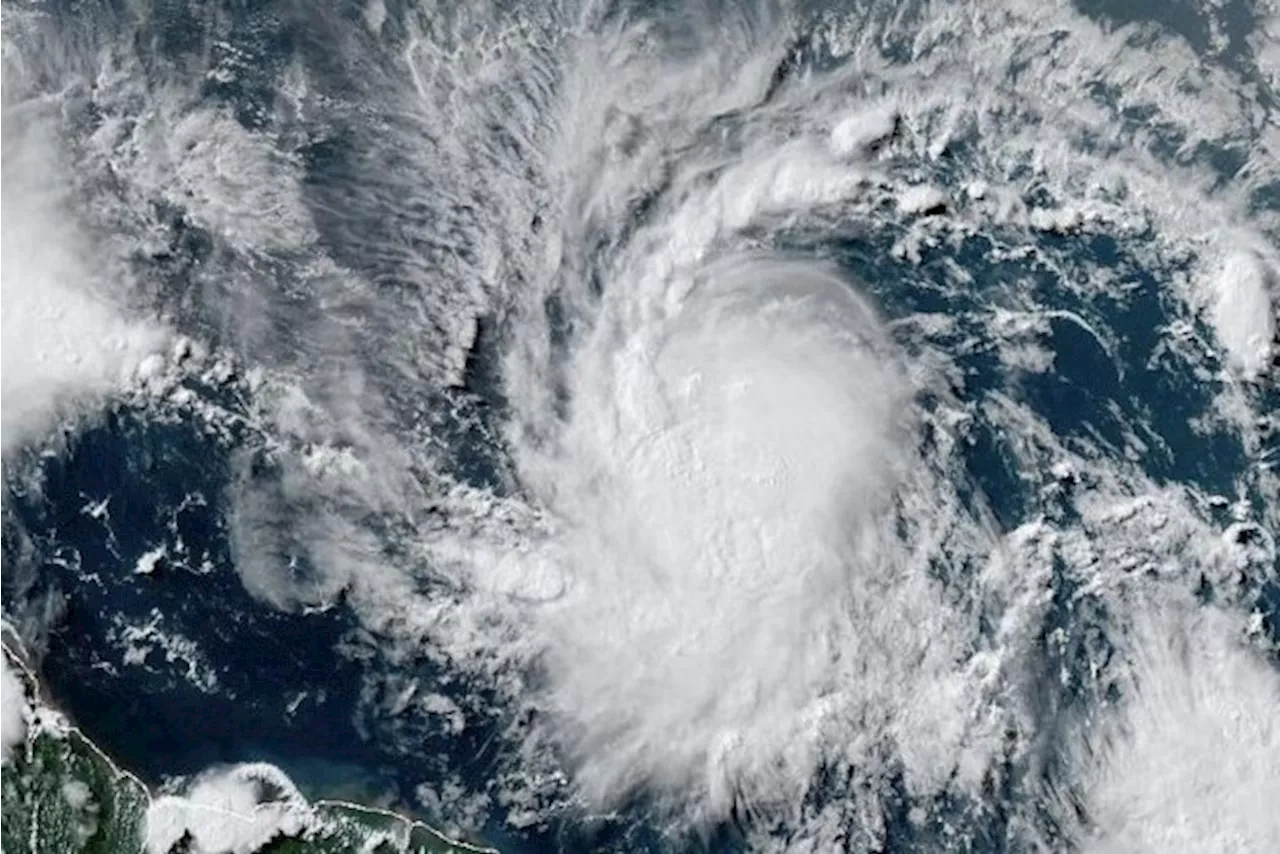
[503,252,999,821]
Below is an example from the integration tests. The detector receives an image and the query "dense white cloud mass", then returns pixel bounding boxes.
[145,763,313,854]
[1066,608,1280,854]
[1209,250,1277,379]
[516,259,927,815]
[1,95,167,453]
[464,32,1032,820]
[1,652,30,763]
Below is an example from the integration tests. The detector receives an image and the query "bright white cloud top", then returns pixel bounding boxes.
[517,259,918,816]
[1068,608,1280,854]
[145,763,312,854]
[1,99,167,453]
[1,651,30,764]
[445,36,1035,821]
[1209,250,1276,379]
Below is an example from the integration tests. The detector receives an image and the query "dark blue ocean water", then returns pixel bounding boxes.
[0,405,538,851]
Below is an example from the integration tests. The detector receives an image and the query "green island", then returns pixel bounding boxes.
[2,641,497,854]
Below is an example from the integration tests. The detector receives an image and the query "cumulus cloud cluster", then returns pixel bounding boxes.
[1064,608,1280,854]
[145,763,313,854]
[1,651,30,763]
[1,68,167,454]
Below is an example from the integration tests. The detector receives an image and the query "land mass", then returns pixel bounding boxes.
[1,636,496,854]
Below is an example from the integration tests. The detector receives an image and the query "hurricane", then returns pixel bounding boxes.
[2,0,1278,852]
